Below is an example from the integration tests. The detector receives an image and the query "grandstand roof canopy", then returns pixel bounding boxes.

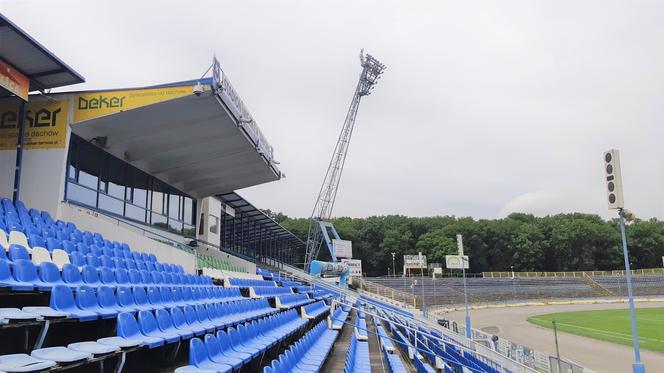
[218,192,305,248]
[0,13,84,94]
[71,81,281,198]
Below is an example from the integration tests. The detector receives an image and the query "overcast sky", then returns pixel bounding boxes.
[4,1,664,220]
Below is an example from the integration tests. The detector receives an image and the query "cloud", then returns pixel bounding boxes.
[4,1,664,220]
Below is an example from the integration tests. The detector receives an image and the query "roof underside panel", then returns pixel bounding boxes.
[0,14,84,91]
[71,93,280,198]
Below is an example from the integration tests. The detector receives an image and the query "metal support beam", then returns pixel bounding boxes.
[12,100,27,203]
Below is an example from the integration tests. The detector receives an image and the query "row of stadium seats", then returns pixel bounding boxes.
[197,253,246,273]
[0,259,210,292]
[263,320,338,373]
[179,309,308,372]
[345,332,370,373]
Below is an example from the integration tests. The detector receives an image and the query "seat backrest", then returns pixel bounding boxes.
[69,252,85,267]
[50,284,75,310]
[51,249,70,270]
[115,268,130,285]
[170,307,187,328]
[133,286,149,306]
[183,306,198,325]
[39,261,62,284]
[8,230,29,248]
[75,285,98,310]
[117,286,136,307]
[9,244,30,261]
[100,255,114,268]
[28,234,46,249]
[62,263,83,284]
[204,334,222,358]
[82,265,100,284]
[155,308,175,331]
[100,266,115,284]
[137,310,158,334]
[117,312,140,339]
[140,270,152,285]
[45,238,62,252]
[189,337,208,366]
[128,269,141,284]
[98,286,118,309]
[147,287,161,305]
[31,246,51,266]
[13,259,39,283]
[86,254,101,267]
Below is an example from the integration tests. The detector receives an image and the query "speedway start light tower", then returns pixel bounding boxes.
[304,50,386,272]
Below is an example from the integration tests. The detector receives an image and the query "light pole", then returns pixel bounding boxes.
[619,208,644,373]
[391,252,396,277]
[462,256,471,339]
[603,149,645,373]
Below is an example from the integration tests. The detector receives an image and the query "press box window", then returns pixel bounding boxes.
[209,214,219,234]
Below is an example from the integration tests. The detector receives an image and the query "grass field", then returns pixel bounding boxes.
[528,308,664,352]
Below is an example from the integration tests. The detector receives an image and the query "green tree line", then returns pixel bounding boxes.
[263,211,664,277]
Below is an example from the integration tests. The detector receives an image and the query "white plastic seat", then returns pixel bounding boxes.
[22,307,67,319]
[67,341,119,356]
[0,308,39,324]
[31,346,91,363]
[0,229,8,251]
[51,249,70,270]
[30,247,51,266]
[0,353,55,372]
[97,336,141,349]
[8,231,29,251]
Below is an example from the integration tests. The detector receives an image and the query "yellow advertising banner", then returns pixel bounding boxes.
[0,98,69,150]
[73,86,194,123]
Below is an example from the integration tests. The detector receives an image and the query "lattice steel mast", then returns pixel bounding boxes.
[304,50,386,271]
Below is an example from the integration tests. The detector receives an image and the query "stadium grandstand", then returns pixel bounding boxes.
[358,270,664,310]
[0,12,605,373]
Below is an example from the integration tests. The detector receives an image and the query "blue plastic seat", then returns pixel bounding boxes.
[76,285,116,319]
[117,312,164,349]
[139,270,152,286]
[138,310,180,344]
[28,234,46,249]
[39,261,66,288]
[115,268,130,286]
[45,237,62,252]
[217,330,252,364]
[8,244,30,262]
[97,286,135,313]
[113,257,126,269]
[102,247,113,257]
[99,266,117,286]
[170,306,204,336]
[49,285,98,321]
[13,259,49,291]
[183,306,209,336]
[128,269,142,285]
[86,254,101,268]
[147,287,164,308]
[189,338,233,373]
[116,286,139,312]
[82,265,102,287]
[136,260,147,271]
[203,334,243,370]
[69,252,85,267]
[99,255,114,268]
[62,263,85,288]
[194,305,217,332]
[0,260,24,288]
[156,308,192,339]
[133,286,156,311]
[126,260,137,271]
[90,246,103,257]
[77,243,90,255]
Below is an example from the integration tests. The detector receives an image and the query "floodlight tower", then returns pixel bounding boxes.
[304,50,386,271]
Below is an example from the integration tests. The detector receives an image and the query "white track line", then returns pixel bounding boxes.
[529,318,663,343]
